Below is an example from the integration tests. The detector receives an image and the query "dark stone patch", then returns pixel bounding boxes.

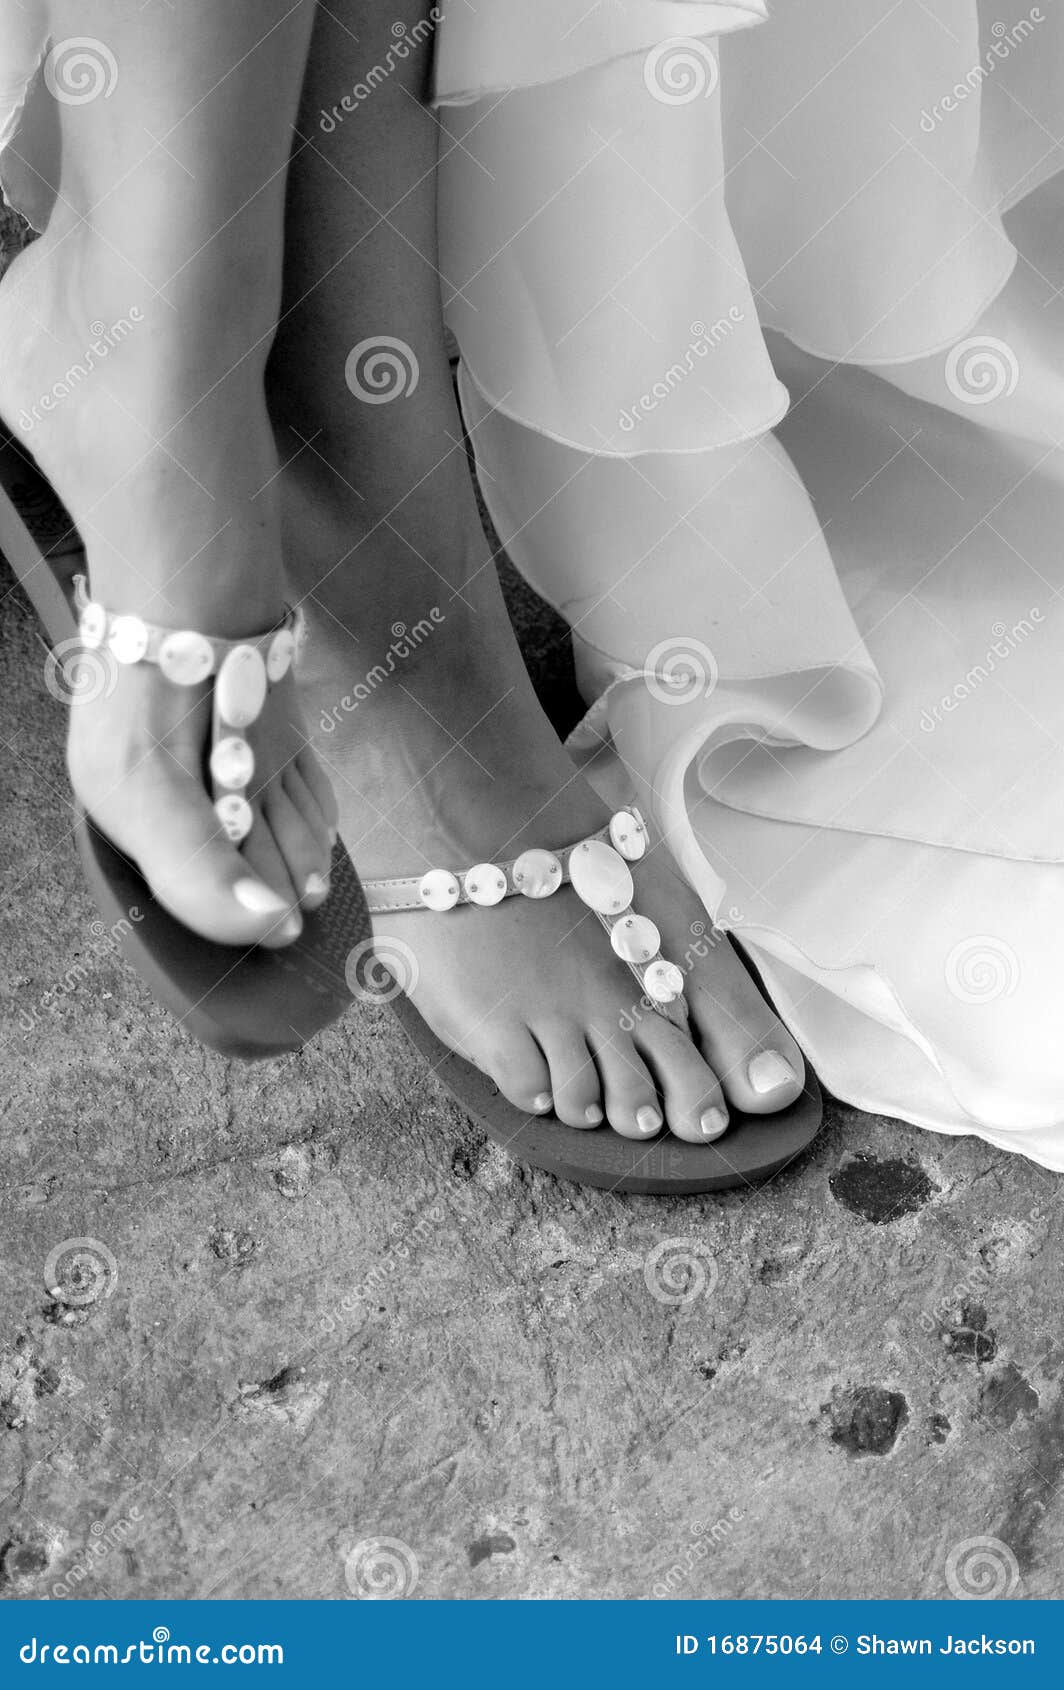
[980,1362,1040,1430]
[823,1385,909,1457]
[829,1154,937,1223]
[210,1228,257,1267]
[939,1302,996,1364]
[468,1534,516,1568]
[928,1412,951,1444]
[0,1537,49,1587]
[257,1365,302,1398]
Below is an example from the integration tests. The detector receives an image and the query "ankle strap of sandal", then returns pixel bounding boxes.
[73,574,307,847]
[363,807,689,1020]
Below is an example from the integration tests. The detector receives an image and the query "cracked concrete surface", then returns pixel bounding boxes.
[3,542,1064,1604]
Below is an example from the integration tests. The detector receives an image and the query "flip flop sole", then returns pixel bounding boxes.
[390,993,822,1194]
[1,431,368,1060]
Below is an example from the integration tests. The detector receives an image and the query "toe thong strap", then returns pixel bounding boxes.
[362,807,688,1022]
[73,574,306,847]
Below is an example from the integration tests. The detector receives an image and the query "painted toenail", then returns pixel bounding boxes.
[305,872,329,897]
[533,1093,553,1113]
[585,1104,604,1125]
[636,1105,663,1136]
[700,1107,728,1139]
[748,1050,799,1094]
[234,877,289,916]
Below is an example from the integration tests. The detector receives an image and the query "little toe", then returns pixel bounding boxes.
[284,761,336,858]
[237,814,304,948]
[469,1026,554,1118]
[589,1029,664,1139]
[264,781,332,910]
[535,1024,604,1128]
[294,742,339,839]
[636,1015,730,1144]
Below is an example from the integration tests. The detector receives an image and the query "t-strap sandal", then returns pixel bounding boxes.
[362,808,821,1194]
[68,572,369,1060]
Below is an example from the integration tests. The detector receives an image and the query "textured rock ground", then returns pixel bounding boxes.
[2,539,1063,1604]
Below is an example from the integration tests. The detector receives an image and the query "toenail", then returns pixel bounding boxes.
[700,1106,728,1139]
[636,1105,663,1136]
[234,877,289,916]
[305,872,329,897]
[748,1050,799,1094]
[279,912,303,941]
[532,1093,552,1113]
[585,1104,604,1125]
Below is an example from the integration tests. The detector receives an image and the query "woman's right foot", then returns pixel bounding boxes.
[0,230,337,947]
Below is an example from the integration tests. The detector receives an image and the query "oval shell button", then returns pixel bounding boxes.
[79,601,107,650]
[266,628,295,682]
[159,629,214,686]
[210,735,255,791]
[216,645,268,728]
[610,809,648,861]
[568,839,634,915]
[108,614,149,665]
[512,848,562,899]
[610,913,661,964]
[644,959,685,1004]
[464,864,507,907]
[215,793,254,844]
[419,869,460,911]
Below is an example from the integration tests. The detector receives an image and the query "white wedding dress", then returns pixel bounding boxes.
[4,2,1064,1164]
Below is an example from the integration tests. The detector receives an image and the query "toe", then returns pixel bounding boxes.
[636,1013,730,1144]
[687,939,805,1115]
[466,1025,554,1118]
[265,780,332,910]
[293,743,339,840]
[236,812,304,948]
[535,1023,603,1128]
[589,1027,664,1139]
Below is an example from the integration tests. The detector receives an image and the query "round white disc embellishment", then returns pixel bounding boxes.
[610,809,648,861]
[108,614,149,665]
[419,869,460,911]
[78,601,107,650]
[216,644,268,728]
[644,959,685,1004]
[209,735,255,791]
[512,848,562,899]
[158,629,214,686]
[464,864,507,907]
[215,793,254,844]
[611,913,662,964]
[266,628,295,682]
[568,839,635,914]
